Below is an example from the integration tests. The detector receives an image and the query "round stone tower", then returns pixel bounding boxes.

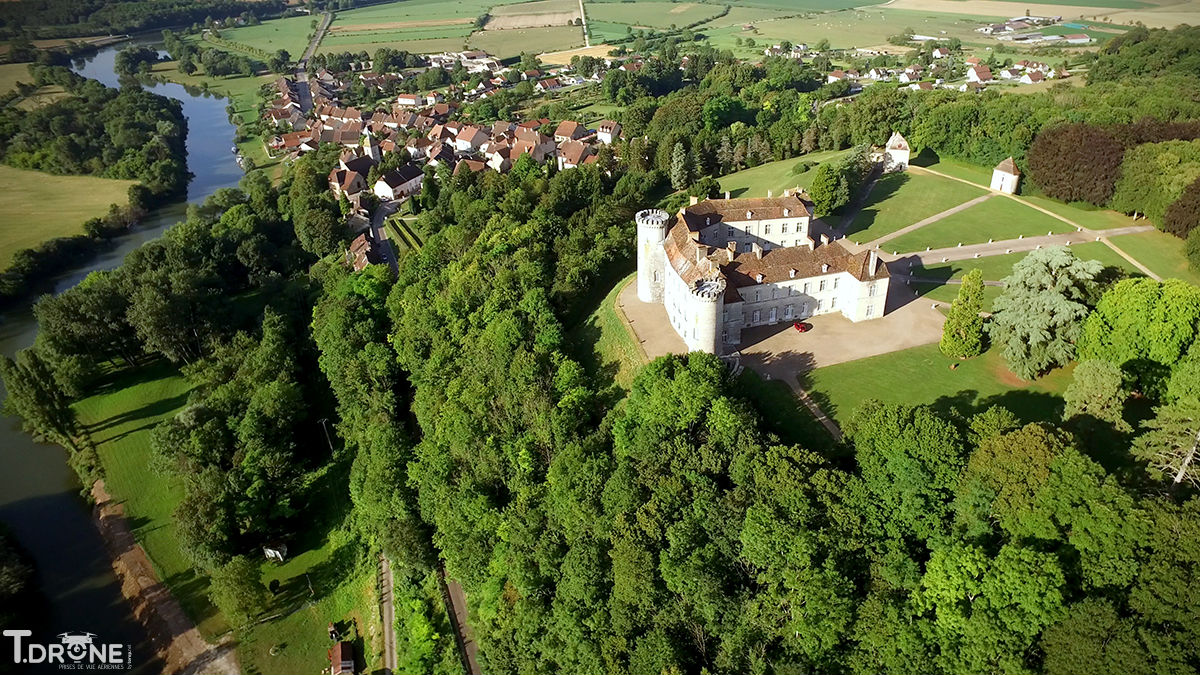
[689,276,726,355]
[636,208,669,303]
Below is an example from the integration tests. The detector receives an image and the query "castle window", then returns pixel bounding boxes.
[869,282,878,297]
[866,304,875,318]
[752,309,761,323]
[769,307,777,323]
[803,282,811,294]
[819,280,827,292]
[722,329,728,343]
[782,224,790,233]
[831,296,838,309]
[785,304,793,318]
[754,290,761,302]
[833,277,839,290]
[817,299,824,311]
[764,223,771,234]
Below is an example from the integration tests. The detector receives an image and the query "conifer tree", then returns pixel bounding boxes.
[939,269,985,359]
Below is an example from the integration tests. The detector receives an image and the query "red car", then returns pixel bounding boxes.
[793,322,812,333]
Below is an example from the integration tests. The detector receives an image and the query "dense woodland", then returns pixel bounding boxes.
[0,0,283,39]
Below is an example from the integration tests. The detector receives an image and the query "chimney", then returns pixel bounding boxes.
[752,242,763,259]
[767,189,773,198]
[689,195,699,206]
[819,233,830,247]
[726,241,737,262]
[869,250,878,272]
[724,190,730,200]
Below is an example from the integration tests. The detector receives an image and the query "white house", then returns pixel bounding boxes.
[932,47,949,58]
[991,157,1020,194]
[373,164,424,200]
[967,65,994,83]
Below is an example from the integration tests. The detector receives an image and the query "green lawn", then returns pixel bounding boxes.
[718,150,851,199]
[0,62,31,94]
[910,280,1006,311]
[569,273,644,394]
[915,156,993,187]
[885,195,1075,253]
[1108,230,1200,285]
[804,343,1075,427]
[333,0,517,25]
[0,165,136,268]
[848,171,987,243]
[1019,195,1136,230]
[71,364,229,638]
[319,24,475,52]
[211,14,318,56]
[910,240,1143,282]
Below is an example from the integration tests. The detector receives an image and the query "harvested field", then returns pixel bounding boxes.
[540,42,616,62]
[486,11,580,29]
[884,0,1189,25]
[327,17,474,32]
[491,0,578,15]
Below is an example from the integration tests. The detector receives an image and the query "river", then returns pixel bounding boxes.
[0,42,243,672]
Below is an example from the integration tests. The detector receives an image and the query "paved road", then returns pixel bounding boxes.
[371,200,401,275]
[299,11,333,69]
[378,555,396,675]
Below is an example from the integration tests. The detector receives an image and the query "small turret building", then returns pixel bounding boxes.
[636,191,891,355]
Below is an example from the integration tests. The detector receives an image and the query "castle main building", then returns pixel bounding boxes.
[636,191,890,354]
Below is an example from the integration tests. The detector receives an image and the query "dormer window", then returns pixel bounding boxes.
[746,210,753,219]
[821,263,829,273]
[789,269,797,278]
[756,273,764,283]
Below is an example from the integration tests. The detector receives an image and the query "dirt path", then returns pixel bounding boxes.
[91,481,240,675]
[378,554,396,675]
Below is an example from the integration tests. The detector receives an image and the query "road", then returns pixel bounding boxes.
[578,0,590,47]
[378,554,396,675]
[371,199,401,275]
[299,11,333,69]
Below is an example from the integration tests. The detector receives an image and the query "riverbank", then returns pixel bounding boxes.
[91,480,241,674]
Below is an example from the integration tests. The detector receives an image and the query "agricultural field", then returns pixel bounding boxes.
[726,0,888,10]
[718,149,853,199]
[0,62,31,95]
[488,0,580,29]
[847,171,987,243]
[700,8,1004,54]
[0,166,136,268]
[885,194,1074,253]
[470,24,586,57]
[585,1,726,29]
[0,62,70,110]
[209,14,317,56]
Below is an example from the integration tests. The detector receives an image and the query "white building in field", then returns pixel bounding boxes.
[636,192,891,354]
[991,157,1020,194]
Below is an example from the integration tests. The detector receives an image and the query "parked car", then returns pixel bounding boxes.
[793,322,812,333]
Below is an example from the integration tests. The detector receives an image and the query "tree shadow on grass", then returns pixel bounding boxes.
[86,391,191,436]
[843,172,909,238]
[929,388,1064,426]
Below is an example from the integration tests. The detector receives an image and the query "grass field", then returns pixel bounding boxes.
[804,343,1075,426]
[211,14,317,56]
[570,273,644,394]
[729,0,888,10]
[718,150,852,198]
[586,1,726,28]
[848,171,987,242]
[0,62,71,110]
[735,369,833,450]
[319,25,475,52]
[910,240,1143,282]
[1020,195,1136,230]
[1108,230,1200,285]
[0,165,135,268]
[885,195,1075,253]
[71,365,228,638]
[0,62,31,94]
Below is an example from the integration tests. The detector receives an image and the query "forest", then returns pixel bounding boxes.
[0,0,283,39]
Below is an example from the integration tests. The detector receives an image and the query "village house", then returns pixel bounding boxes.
[932,47,950,58]
[346,234,380,272]
[1020,71,1046,84]
[329,168,368,198]
[635,193,890,354]
[373,164,425,201]
[553,120,589,143]
[535,77,562,92]
[968,65,994,83]
[556,140,594,171]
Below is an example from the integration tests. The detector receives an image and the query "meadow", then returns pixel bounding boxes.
[210,14,318,56]
[1108,229,1200,285]
[0,165,135,268]
[717,149,853,198]
[470,25,586,56]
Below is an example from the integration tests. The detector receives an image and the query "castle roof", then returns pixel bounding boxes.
[679,194,814,231]
[994,156,1020,175]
